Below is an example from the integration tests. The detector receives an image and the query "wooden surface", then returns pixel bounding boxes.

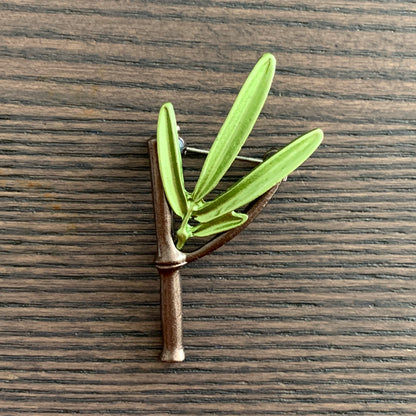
[1,1,415,415]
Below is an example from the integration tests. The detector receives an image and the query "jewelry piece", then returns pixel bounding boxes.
[149,53,323,362]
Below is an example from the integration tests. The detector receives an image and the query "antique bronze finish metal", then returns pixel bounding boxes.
[148,138,280,362]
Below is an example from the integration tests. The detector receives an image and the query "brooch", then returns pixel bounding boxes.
[149,53,323,362]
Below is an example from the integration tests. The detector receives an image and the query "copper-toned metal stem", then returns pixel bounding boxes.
[149,139,186,362]
[159,267,185,362]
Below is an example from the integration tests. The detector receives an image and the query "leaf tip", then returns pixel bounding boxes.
[262,52,276,63]
[310,128,324,147]
[260,53,276,72]
[160,102,173,114]
[315,128,324,139]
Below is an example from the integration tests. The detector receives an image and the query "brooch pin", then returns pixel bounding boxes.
[149,53,323,362]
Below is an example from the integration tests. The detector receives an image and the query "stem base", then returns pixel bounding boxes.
[161,348,185,363]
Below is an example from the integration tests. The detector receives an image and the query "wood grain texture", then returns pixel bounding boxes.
[0,0,415,414]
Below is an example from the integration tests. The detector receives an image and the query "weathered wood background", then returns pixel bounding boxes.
[0,1,415,415]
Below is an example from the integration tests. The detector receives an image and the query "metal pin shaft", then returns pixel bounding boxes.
[185,146,262,164]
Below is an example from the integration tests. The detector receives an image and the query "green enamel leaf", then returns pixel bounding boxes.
[191,211,248,238]
[157,102,188,218]
[194,129,323,223]
[191,53,276,203]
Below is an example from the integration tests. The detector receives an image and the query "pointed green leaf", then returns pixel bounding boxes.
[191,53,276,202]
[157,102,188,218]
[191,211,248,238]
[194,129,323,223]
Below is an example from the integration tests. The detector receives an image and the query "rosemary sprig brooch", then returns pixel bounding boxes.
[148,53,323,362]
